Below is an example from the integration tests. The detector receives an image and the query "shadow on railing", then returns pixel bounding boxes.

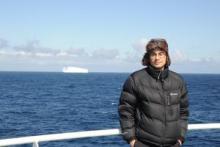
[0,123,220,147]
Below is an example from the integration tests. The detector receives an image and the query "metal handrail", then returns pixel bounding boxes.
[0,123,220,147]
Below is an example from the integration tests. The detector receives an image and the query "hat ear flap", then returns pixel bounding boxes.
[166,55,171,67]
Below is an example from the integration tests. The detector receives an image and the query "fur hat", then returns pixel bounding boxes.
[146,38,168,53]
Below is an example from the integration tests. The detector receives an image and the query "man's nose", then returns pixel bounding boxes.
[155,54,160,59]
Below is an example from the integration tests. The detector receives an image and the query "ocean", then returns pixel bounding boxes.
[0,71,219,147]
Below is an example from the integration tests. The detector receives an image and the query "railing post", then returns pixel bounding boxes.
[32,141,39,147]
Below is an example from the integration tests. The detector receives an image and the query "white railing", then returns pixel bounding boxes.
[0,123,220,147]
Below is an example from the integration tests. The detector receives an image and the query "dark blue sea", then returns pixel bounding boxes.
[0,72,220,147]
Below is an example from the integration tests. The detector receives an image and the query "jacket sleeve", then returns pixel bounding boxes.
[118,76,137,143]
[179,80,189,143]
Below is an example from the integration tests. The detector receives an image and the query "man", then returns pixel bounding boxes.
[118,39,189,147]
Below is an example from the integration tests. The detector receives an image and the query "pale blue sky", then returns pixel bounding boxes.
[0,0,220,73]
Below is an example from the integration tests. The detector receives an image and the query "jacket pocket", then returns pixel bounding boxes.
[169,91,180,104]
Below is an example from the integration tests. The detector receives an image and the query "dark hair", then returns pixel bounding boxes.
[142,38,171,67]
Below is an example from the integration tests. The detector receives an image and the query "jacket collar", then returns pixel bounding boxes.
[146,65,169,81]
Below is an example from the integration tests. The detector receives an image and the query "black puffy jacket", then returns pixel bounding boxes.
[118,67,189,146]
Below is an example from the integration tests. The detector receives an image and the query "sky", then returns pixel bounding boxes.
[0,0,220,73]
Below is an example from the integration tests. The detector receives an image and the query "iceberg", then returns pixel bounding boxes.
[62,66,88,73]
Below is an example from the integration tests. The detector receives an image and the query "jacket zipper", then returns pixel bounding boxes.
[163,100,166,145]
[157,71,162,80]
[161,80,166,145]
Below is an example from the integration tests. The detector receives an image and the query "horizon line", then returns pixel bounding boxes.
[0,70,220,75]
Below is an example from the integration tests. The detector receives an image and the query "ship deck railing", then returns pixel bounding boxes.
[0,123,220,147]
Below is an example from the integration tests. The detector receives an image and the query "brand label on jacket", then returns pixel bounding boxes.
[170,92,178,96]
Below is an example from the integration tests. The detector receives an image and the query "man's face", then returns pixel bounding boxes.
[149,49,167,70]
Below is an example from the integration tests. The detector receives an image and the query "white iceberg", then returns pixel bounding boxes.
[62,66,88,73]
